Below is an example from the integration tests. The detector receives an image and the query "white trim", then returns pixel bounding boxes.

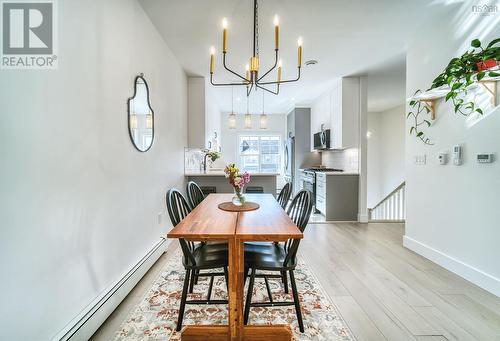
[51,238,168,341]
[357,212,369,223]
[403,235,500,297]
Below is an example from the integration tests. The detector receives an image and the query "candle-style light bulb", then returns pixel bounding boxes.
[210,46,215,73]
[222,18,228,53]
[273,15,279,50]
[245,63,250,81]
[277,59,282,82]
[297,37,303,67]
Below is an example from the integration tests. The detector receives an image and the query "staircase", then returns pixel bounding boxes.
[369,182,405,222]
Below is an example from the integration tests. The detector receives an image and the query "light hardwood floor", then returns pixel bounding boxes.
[92,223,500,340]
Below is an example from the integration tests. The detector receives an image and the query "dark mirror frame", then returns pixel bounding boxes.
[127,73,155,152]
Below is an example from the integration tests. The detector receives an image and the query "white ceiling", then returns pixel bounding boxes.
[139,0,454,113]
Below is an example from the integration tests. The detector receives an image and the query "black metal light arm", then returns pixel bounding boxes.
[257,49,279,82]
[223,53,251,84]
[246,83,255,96]
[258,67,301,86]
[256,83,280,95]
[210,73,249,87]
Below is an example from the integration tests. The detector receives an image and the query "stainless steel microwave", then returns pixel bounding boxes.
[313,129,330,150]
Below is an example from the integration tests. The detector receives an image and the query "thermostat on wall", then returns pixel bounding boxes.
[477,153,494,163]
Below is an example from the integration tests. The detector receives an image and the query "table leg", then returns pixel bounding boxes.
[228,237,244,340]
[181,235,292,341]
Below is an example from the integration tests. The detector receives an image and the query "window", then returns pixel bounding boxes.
[239,135,280,173]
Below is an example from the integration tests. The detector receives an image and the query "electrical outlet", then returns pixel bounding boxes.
[414,154,426,165]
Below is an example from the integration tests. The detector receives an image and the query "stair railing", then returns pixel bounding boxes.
[368,181,405,221]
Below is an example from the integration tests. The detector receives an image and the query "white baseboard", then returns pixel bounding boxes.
[357,212,369,223]
[403,235,500,297]
[52,238,168,341]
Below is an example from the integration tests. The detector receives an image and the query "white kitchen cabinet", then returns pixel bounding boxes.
[310,92,330,151]
[188,77,221,150]
[331,78,359,149]
[311,77,360,150]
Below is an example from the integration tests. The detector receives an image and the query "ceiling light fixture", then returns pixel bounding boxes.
[146,111,153,129]
[209,0,303,97]
[260,91,267,129]
[244,95,252,129]
[228,86,236,129]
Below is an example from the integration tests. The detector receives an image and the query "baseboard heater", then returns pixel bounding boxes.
[52,237,167,341]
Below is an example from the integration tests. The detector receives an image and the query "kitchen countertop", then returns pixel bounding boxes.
[185,171,279,177]
[298,169,359,176]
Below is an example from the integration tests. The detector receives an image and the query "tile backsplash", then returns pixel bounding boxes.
[321,148,359,172]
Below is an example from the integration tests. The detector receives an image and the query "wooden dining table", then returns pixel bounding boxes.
[167,193,303,341]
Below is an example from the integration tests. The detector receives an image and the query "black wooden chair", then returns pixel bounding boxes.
[276,182,292,209]
[245,186,264,193]
[186,181,205,209]
[243,190,313,333]
[244,182,293,290]
[166,188,229,331]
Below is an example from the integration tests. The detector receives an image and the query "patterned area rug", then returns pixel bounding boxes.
[112,249,354,341]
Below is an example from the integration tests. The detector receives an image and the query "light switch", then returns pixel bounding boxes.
[158,212,162,224]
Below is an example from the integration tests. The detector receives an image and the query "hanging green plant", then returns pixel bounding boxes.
[430,38,499,116]
[407,37,499,144]
[407,90,434,145]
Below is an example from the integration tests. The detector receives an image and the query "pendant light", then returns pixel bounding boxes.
[260,91,267,129]
[146,110,153,129]
[228,86,236,129]
[130,100,138,129]
[244,95,252,129]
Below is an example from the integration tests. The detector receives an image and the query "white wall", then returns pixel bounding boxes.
[404,6,500,296]
[0,0,187,339]
[367,104,405,207]
[367,112,382,206]
[220,113,286,184]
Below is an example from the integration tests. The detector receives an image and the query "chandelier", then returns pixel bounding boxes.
[209,0,303,96]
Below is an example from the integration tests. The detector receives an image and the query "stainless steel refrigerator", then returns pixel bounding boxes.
[284,137,295,189]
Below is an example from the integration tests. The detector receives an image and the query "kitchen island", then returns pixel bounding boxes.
[185,171,279,194]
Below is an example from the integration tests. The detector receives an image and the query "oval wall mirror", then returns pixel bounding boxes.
[128,74,154,152]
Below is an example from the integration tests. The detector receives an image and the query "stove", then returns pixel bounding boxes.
[301,168,343,213]
[303,167,344,172]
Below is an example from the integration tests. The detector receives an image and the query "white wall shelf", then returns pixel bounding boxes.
[407,77,499,120]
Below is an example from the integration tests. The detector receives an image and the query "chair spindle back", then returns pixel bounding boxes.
[187,181,205,209]
[283,190,313,266]
[276,182,293,209]
[166,188,197,265]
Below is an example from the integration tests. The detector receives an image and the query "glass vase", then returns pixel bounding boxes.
[232,187,246,206]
